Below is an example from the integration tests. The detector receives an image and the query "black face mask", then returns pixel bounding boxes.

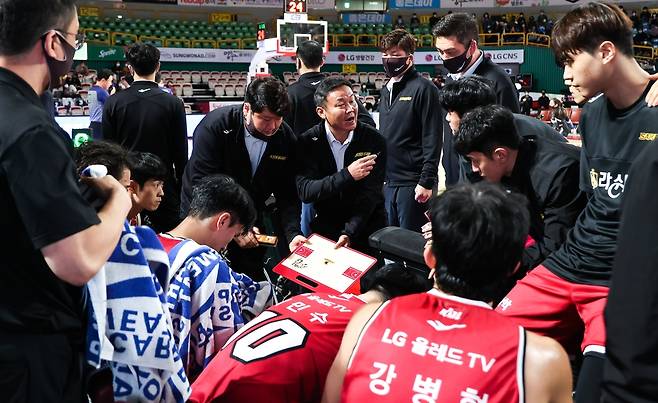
[382,56,410,78]
[442,46,472,75]
[44,32,77,90]
[245,112,273,142]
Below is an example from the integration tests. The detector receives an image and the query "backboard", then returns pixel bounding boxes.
[276,18,329,56]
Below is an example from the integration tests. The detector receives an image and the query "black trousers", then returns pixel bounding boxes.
[0,332,85,403]
[384,184,430,233]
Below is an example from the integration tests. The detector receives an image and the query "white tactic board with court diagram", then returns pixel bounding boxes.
[274,234,377,294]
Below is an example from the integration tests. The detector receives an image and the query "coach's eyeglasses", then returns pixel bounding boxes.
[47,29,86,51]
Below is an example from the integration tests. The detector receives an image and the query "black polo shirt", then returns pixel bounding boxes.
[0,67,99,340]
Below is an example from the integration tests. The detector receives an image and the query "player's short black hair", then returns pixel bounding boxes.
[296,40,324,69]
[188,174,256,231]
[362,262,432,298]
[432,12,479,46]
[454,105,522,157]
[127,152,167,187]
[75,140,129,180]
[428,182,529,302]
[314,77,352,108]
[439,76,497,117]
[0,0,77,56]
[126,43,160,77]
[380,29,416,54]
[552,2,633,67]
[96,68,113,82]
[244,76,289,117]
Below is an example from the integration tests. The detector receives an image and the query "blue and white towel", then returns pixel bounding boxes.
[165,239,273,379]
[86,223,191,402]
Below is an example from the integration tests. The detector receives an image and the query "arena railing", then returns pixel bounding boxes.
[139,35,165,47]
[164,38,191,48]
[192,39,217,49]
[110,32,138,47]
[479,33,501,46]
[525,33,551,47]
[357,34,378,47]
[335,34,356,47]
[502,32,526,46]
[217,38,241,49]
[633,45,655,61]
[84,29,111,45]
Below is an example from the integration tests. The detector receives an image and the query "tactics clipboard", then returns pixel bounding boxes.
[273,233,377,294]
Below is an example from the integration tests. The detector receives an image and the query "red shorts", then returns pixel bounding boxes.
[495,265,608,354]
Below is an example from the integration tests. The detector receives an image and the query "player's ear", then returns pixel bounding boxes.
[423,243,436,269]
[128,179,139,193]
[215,212,232,231]
[492,147,508,162]
[128,180,141,201]
[316,105,326,120]
[599,40,616,65]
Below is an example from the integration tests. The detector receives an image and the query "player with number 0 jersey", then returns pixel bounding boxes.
[189,263,430,403]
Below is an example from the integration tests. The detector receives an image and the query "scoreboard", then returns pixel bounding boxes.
[286,0,307,14]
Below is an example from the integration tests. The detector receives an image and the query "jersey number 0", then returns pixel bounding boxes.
[229,311,311,364]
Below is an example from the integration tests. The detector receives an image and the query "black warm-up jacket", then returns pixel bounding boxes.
[465,135,585,272]
[181,104,301,242]
[378,67,442,189]
[296,121,387,248]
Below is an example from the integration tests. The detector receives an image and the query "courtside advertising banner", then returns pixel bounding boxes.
[342,13,392,24]
[123,0,177,3]
[157,48,255,63]
[389,0,440,8]
[439,0,490,7]
[417,49,525,65]
[441,0,640,7]
[178,0,281,6]
[156,48,524,65]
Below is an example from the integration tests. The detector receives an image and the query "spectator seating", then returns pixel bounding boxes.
[77,11,657,62]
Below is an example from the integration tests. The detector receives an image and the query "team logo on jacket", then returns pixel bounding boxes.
[498,297,512,311]
[269,154,287,161]
[439,307,463,320]
[354,152,372,158]
[590,169,628,199]
[638,132,658,141]
[427,319,466,332]
[399,96,412,101]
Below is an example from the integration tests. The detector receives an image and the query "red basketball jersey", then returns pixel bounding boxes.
[157,233,184,253]
[189,292,365,403]
[342,289,525,403]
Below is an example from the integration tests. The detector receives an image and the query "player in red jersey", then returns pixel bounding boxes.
[188,263,430,403]
[324,182,572,403]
